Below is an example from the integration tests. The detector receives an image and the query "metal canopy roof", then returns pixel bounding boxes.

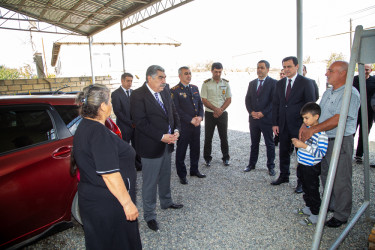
[0,0,193,36]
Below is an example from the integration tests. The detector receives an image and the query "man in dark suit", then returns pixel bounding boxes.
[244,60,276,176]
[171,66,206,185]
[130,65,183,232]
[111,72,141,170]
[271,56,316,188]
[303,65,320,101]
[353,64,375,163]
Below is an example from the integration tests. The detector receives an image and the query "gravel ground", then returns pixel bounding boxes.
[24,127,375,250]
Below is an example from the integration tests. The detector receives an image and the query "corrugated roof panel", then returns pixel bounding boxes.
[0,0,194,36]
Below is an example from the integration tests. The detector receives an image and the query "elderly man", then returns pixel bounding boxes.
[130,65,183,232]
[353,64,375,163]
[300,61,360,227]
[244,60,276,176]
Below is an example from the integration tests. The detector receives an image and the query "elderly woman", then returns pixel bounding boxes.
[71,84,142,250]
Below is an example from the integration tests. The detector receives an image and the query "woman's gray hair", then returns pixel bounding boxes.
[76,84,110,119]
[146,65,165,82]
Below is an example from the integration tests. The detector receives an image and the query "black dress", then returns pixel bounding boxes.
[73,118,142,250]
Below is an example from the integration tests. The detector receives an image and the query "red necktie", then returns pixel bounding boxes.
[257,80,263,96]
[285,79,292,101]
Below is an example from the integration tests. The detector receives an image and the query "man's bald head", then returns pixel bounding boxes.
[325,61,349,89]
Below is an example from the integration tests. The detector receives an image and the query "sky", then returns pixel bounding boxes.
[0,0,374,75]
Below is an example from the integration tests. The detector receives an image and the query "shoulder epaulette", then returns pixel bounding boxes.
[222,78,229,82]
[171,85,179,90]
[190,84,198,88]
[203,78,211,83]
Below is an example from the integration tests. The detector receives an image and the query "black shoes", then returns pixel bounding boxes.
[271,176,289,185]
[355,156,363,164]
[244,166,275,176]
[325,217,347,228]
[191,171,206,178]
[268,168,276,176]
[205,159,230,166]
[244,165,255,172]
[179,177,188,185]
[147,219,159,231]
[295,183,303,193]
[163,203,184,209]
[205,160,211,167]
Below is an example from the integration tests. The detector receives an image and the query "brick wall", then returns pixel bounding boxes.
[0,76,118,95]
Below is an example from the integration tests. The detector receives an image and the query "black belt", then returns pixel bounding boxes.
[328,137,335,141]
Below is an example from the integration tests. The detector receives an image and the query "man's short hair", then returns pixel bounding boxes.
[146,65,165,82]
[211,62,223,71]
[121,72,133,81]
[178,66,190,75]
[258,60,270,69]
[282,56,299,66]
[300,102,321,117]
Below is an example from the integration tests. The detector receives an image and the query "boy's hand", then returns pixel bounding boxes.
[291,138,307,149]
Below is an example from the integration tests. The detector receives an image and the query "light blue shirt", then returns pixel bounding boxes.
[319,85,360,138]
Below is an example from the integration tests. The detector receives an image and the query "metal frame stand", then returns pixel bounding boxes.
[311,25,375,249]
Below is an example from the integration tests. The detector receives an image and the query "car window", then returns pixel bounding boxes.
[54,105,81,135]
[0,109,55,154]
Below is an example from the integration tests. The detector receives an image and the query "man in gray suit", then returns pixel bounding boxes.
[130,65,183,232]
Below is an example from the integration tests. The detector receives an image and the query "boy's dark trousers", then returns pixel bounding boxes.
[299,162,321,215]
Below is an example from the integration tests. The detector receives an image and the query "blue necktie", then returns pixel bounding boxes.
[154,92,171,133]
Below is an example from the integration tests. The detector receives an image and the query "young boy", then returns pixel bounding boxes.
[292,102,328,226]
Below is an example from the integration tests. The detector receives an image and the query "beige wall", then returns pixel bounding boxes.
[0,76,118,95]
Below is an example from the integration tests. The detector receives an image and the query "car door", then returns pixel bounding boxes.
[0,104,77,248]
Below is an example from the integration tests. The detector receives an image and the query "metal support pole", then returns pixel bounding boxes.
[88,36,95,85]
[358,63,371,219]
[311,25,364,250]
[350,19,353,51]
[297,0,303,75]
[330,201,370,250]
[120,21,126,73]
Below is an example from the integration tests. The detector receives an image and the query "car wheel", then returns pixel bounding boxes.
[71,192,82,225]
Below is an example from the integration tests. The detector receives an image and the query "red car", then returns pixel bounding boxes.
[0,95,121,249]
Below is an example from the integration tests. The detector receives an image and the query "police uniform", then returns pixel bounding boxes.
[200,78,232,163]
[171,82,204,178]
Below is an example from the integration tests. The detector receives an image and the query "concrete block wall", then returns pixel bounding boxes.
[0,76,117,95]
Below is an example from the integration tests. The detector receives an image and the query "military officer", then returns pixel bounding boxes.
[201,62,232,167]
[171,66,206,184]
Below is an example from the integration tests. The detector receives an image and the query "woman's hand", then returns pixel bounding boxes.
[123,201,139,221]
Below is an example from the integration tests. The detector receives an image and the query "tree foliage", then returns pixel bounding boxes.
[326,52,346,69]
[0,64,39,80]
[0,65,20,80]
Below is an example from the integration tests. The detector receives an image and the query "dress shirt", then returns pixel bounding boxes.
[257,76,267,89]
[121,86,131,96]
[146,83,164,104]
[285,74,298,95]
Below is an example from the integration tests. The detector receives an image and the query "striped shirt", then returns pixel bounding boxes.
[297,128,328,166]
